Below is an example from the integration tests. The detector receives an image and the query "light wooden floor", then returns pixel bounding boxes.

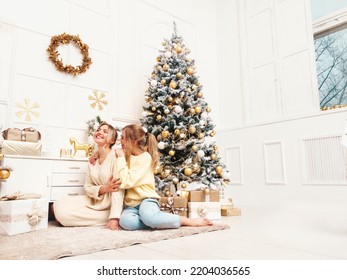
[61,202,347,260]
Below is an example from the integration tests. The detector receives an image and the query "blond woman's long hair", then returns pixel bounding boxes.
[122,124,158,170]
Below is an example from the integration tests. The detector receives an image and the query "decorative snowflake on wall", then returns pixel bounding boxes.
[15,98,40,122]
[88,90,108,111]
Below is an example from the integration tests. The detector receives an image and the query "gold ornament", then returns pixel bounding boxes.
[168,150,175,157]
[206,107,211,112]
[175,46,182,53]
[213,145,219,151]
[180,132,186,139]
[192,145,198,152]
[164,108,170,114]
[203,188,210,195]
[188,125,196,134]
[210,153,217,160]
[173,178,179,184]
[156,57,161,62]
[169,81,177,89]
[198,133,204,139]
[165,190,171,197]
[168,104,173,109]
[151,106,157,111]
[190,108,196,114]
[0,168,11,180]
[174,129,181,136]
[161,79,166,85]
[156,115,162,121]
[195,106,202,113]
[47,33,92,76]
[176,72,182,78]
[70,138,94,157]
[196,92,203,98]
[168,96,173,102]
[88,90,108,111]
[184,167,193,176]
[161,130,170,138]
[215,166,223,175]
[181,183,187,189]
[210,130,215,137]
[157,65,162,71]
[163,64,170,71]
[187,67,194,75]
[151,73,156,78]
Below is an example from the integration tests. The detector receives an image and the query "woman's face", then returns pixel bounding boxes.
[94,124,112,146]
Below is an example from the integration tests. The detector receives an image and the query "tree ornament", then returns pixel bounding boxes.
[163,64,170,71]
[174,105,182,113]
[176,72,182,78]
[173,177,179,184]
[198,133,204,139]
[161,130,170,138]
[184,167,193,176]
[195,106,202,113]
[164,108,170,114]
[215,166,223,175]
[190,108,196,114]
[158,141,165,150]
[169,81,177,89]
[187,67,194,75]
[210,130,215,137]
[197,150,205,158]
[181,183,187,189]
[161,79,166,85]
[210,153,217,160]
[196,92,203,98]
[168,96,174,102]
[156,57,161,62]
[150,80,158,87]
[165,51,172,58]
[188,125,196,134]
[151,106,157,111]
[156,115,162,121]
[206,107,211,112]
[180,132,186,139]
[157,65,162,71]
[199,120,205,126]
[169,150,175,157]
[201,112,208,120]
[174,129,180,136]
[192,145,199,152]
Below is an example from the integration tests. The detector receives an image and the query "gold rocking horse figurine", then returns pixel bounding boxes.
[69,138,94,157]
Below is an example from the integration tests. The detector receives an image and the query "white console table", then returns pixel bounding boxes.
[0,155,88,201]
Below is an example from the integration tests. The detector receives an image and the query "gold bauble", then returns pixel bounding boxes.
[156,57,161,62]
[210,130,215,137]
[192,145,198,152]
[180,133,186,139]
[156,115,162,121]
[174,129,180,136]
[176,72,182,78]
[151,106,157,111]
[157,65,162,71]
[203,188,210,195]
[192,163,199,171]
[187,67,194,75]
[206,107,211,112]
[168,104,173,109]
[190,108,196,114]
[181,183,187,189]
[213,145,219,151]
[210,153,217,160]
[173,178,179,184]
[151,73,156,78]
[168,150,175,157]
[169,81,177,89]
[165,190,171,197]
[188,125,196,134]
[195,106,202,113]
[161,130,170,138]
[196,92,203,98]
[198,133,204,139]
[161,79,166,85]
[164,108,170,114]
[215,166,223,175]
[168,96,173,102]
[184,167,193,176]
[0,169,11,180]
[175,46,182,53]
[163,64,170,71]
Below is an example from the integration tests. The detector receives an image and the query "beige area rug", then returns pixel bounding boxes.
[0,221,229,260]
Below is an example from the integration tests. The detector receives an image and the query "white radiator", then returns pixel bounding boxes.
[301,134,347,184]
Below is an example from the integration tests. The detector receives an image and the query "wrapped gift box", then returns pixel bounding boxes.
[0,198,49,235]
[2,140,42,156]
[189,190,220,202]
[221,207,241,216]
[188,202,221,220]
[159,196,188,217]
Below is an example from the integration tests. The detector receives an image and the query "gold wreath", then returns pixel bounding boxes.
[47,33,92,76]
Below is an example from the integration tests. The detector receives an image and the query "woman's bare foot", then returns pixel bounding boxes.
[180,216,213,227]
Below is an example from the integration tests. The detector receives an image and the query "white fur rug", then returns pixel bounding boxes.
[0,221,229,260]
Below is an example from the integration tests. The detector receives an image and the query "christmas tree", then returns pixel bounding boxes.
[141,23,230,195]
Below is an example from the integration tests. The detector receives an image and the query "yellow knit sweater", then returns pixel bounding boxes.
[115,152,160,207]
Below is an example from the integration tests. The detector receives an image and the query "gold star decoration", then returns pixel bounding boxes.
[88,90,108,111]
[15,98,40,122]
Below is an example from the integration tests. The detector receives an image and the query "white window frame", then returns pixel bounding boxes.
[313,8,347,38]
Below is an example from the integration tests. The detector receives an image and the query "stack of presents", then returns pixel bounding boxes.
[159,188,241,220]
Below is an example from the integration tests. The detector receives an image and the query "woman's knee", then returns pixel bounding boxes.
[120,210,145,230]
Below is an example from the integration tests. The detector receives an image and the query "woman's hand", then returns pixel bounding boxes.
[99,176,121,195]
[106,218,121,230]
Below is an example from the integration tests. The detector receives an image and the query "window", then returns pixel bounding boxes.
[311,0,347,110]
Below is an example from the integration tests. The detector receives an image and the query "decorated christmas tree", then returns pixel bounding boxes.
[141,23,230,195]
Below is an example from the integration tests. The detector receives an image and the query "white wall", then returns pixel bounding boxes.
[215,0,347,213]
[0,0,220,157]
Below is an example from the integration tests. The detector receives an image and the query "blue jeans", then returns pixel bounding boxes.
[119,198,181,230]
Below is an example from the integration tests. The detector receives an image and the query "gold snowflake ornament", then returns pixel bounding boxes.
[88,90,108,111]
[15,98,40,122]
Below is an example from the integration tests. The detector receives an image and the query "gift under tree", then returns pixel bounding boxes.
[140,23,230,196]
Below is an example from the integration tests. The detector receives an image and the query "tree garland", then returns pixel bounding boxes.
[47,33,92,76]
